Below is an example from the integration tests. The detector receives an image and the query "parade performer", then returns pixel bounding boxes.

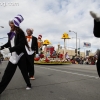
[0,14,31,94]
[37,35,43,54]
[90,11,100,77]
[25,28,38,80]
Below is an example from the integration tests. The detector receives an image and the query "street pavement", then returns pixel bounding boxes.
[0,61,100,100]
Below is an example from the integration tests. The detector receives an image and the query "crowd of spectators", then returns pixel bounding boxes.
[70,56,97,65]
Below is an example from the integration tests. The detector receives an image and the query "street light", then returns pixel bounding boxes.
[72,37,80,55]
[69,30,77,56]
[0,26,4,28]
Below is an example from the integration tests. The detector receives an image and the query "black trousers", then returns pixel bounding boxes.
[0,55,31,94]
[26,54,35,77]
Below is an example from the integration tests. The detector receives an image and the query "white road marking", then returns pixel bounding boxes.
[36,66,99,79]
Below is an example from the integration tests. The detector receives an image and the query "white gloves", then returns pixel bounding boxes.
[1,48,10,55]
[9,52,24,64]
[36,54,39,58]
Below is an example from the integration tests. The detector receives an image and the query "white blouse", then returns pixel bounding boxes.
[9,32,24,64]
[25,37,34,55]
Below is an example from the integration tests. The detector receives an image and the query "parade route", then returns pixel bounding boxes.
[0,61,100,100]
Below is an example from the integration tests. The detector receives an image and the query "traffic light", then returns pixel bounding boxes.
[78,51,80,55]
[78,48,80,50]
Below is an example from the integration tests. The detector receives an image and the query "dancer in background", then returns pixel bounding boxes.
[0,14,31,94]
[25,28,38,80]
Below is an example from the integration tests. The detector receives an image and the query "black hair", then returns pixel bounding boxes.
[15,27,30,50]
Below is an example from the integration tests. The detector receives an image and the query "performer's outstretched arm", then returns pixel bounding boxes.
[90,11,100,37]
[0,38,10,50]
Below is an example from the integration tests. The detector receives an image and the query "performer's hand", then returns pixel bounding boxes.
[1,48,10,55]
[9,52,24,64]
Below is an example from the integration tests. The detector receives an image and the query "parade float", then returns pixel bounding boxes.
[34,34,72,65]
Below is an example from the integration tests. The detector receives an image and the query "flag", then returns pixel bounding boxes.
[83,42,91,47]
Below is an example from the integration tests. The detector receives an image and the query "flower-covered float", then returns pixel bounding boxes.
[34,37,72,65]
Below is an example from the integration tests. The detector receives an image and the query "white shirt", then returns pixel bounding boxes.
[9,32,24,64]
[25,37,34,55]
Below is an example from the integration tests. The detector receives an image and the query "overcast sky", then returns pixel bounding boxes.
[0,0,100,53]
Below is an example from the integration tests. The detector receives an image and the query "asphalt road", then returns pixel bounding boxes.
[0,61,100,100]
